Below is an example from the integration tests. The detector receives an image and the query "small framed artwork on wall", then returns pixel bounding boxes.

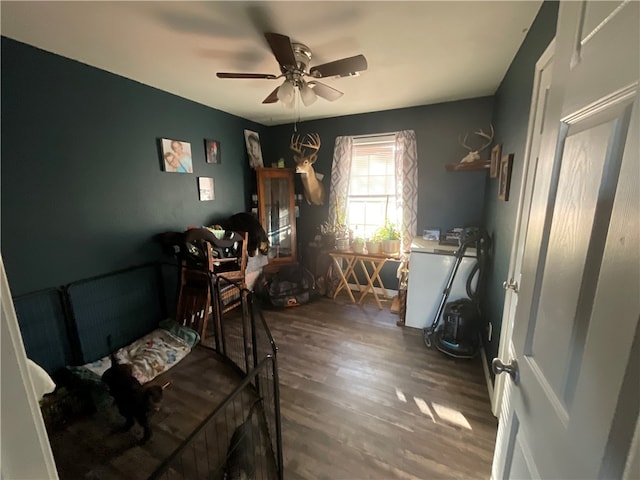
[244,129,264,169]
[498,153,514,201]
[160,138,193,173]
[204,139,221,164]
[198,177,215,201]
[490,143,502,178]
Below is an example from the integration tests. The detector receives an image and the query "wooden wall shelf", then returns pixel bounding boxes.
[445,161,491,172]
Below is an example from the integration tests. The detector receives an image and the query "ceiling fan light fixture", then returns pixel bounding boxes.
[299,82,317,106]
[277,79,295,105]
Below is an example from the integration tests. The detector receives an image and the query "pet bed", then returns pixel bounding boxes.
[76,319,198,385]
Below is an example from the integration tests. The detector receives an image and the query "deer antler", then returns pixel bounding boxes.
[458,132,473,151]
[473,124,494,153]
[458,124,495,163]
[290,133,321,155]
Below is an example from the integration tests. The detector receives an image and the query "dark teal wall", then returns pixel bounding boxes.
[1,37,266,295]
[480,1,559,378]
[1,36,494,297]
[266,98,494,286]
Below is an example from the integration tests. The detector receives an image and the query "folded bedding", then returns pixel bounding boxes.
[78,320,198,385]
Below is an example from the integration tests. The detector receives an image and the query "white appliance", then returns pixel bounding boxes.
[405,237,477,330]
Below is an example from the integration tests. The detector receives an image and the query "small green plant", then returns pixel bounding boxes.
[375,221,400,240]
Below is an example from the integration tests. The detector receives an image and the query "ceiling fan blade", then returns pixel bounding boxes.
[310,54,368,78]
[264,32,297,69]
[217,72,277,79]
[309,81,343,102]
[262,86,280,104]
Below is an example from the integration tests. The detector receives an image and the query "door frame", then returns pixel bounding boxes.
[491,39,555,417]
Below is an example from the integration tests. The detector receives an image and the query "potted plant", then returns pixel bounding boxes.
[376,221,401,254]
[365,230,383,255]
[352,236,365,254]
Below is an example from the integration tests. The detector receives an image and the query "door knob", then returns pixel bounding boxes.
[503,278,519,293]
[492,358,519,384]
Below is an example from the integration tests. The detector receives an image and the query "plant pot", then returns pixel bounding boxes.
[352,242,365,254]
[366,240,382,255]
[336,238,350,251]
[382,239,400,254]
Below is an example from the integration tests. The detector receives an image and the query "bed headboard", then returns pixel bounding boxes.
[13,288,73,374]
[67,264,166,364]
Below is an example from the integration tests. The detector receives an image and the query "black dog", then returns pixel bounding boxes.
[101,338,163,444]
[221,212,269,257]
[223,398,264,480]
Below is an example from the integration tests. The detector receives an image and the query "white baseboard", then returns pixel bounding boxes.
[347,282,398,299]
[480,346,496,416]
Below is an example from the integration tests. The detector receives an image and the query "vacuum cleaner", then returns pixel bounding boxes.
[423,227,490,359]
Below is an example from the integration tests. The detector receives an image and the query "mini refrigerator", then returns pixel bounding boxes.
[404,237,477,330]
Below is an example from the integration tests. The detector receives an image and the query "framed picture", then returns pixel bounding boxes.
[160,138,193,173]
[244,129,264,169]
[423,228,441,241]
[204,139,221,164]
[498,153,514,201]
[490,143,502,178]
[198,177,215,201]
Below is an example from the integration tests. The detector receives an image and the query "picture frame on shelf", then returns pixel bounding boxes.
[423,228,441,241]
[490,143,502,178]
[498,153,514,201]
[198,177,215,201]
[204,139,221,164]
[160,138,193,173]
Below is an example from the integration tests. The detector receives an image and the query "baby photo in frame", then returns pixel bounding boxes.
[160,138,193,173]
[244,129,264,169]
[205,139,221,164]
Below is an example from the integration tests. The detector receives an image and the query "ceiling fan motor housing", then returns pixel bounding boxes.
[281,43,313,86]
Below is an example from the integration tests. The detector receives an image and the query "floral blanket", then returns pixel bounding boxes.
[82,328,191,384]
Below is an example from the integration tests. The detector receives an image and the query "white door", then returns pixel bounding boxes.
[492,2,639,479]
[492,40,554,417]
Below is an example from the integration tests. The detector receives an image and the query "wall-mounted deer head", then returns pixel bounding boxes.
[290,133,325,205]
[459,124,494,163]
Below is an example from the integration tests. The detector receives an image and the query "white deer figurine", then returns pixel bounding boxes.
[459,124,494,163]
[290,133,325,205]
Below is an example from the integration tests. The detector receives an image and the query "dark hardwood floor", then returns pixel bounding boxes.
[48,347,243,480]
[263,293,497,479]
[47,291,496,479]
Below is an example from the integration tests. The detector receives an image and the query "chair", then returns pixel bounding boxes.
[176,229,248,343]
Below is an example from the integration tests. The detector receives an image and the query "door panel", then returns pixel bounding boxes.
[492,1,639,478]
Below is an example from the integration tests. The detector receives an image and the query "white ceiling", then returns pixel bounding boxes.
[0,1,542,126]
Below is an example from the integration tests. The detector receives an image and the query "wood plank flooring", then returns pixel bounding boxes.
[48,347,243,479]
[48,291,497,479]
[262,293,497,479]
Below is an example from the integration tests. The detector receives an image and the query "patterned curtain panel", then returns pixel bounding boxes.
[329,136,353,225]
[394,130,418,253]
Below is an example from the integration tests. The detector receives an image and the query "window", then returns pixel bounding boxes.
[346,135,398,239]
[330,130,417,252]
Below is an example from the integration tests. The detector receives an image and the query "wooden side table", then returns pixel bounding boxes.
[327,250,399,309]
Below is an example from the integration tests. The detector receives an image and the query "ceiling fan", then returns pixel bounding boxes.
[217,32,367,107]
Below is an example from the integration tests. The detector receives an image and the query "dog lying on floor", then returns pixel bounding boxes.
[101,337,164,444]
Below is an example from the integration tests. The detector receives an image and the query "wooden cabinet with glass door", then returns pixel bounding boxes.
[256,167,297,265]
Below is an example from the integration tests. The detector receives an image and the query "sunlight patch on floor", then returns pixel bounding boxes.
[395,387,407,403]
[432,402,472,430]
[413,396,435,421]
[410,396,473,431]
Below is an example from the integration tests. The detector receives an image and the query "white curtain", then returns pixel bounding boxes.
[329,131,417,252]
